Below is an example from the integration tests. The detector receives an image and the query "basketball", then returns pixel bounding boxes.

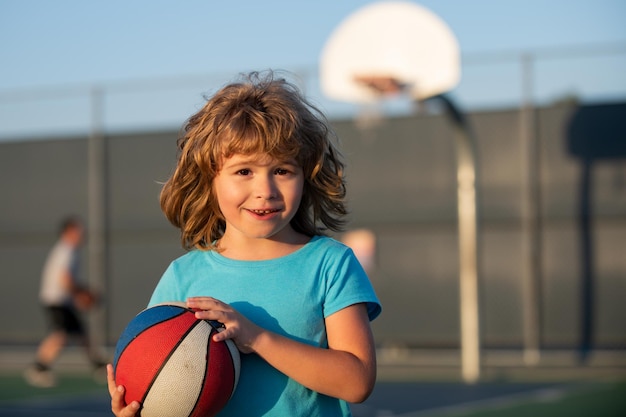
[73,288,98,311]
[113,302,240,417]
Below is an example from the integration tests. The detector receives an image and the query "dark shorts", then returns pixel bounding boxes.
[45,305,85,335]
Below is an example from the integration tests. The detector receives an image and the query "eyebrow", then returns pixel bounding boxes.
[222,157,299,169]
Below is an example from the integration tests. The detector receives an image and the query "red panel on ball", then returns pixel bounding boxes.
[191,327,236,417]
[115,310,198,404]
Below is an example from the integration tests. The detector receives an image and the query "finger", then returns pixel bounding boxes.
[111,385,125,412]
[112,385,141,417]
[193,308,229,323]
[212,325,232,342]
[187,296,217,302]
[106,364,117,396]
[112,384,128,407]
[121,401,141,417]
[187,297,218,309]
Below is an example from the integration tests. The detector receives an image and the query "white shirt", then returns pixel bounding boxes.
[39,241,76,306]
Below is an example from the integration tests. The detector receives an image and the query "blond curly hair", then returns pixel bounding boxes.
[160,71,347,250]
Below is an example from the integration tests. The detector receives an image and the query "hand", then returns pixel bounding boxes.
[107,364,141,417]
[187,297,262,354]
[73,288,99,311]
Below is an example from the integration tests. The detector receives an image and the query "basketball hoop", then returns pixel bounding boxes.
[320,1,460,104]
[320,1,481,384]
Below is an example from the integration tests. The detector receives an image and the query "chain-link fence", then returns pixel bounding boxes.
[1,43,625,141]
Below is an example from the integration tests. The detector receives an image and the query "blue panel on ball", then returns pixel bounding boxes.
[113,304,187,370]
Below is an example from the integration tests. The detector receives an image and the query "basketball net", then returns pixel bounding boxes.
[354,75,408,96]
[353,75,415,131]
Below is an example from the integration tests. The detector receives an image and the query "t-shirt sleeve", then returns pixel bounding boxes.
[323,247,382,321]
[147,262,186,307]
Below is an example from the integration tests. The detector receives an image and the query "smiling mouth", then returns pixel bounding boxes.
[249,209,280,215]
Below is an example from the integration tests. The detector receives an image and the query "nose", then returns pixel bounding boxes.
[255,175,278,200]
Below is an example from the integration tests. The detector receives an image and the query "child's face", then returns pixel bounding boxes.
[213,153,304,243]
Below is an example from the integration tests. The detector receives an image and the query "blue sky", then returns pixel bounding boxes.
[1,0,625,138]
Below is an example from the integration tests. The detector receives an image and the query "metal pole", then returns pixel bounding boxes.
[520,53,542,366]
[436,94,481,383]
[88,87,107,351]
[579,159,593,363]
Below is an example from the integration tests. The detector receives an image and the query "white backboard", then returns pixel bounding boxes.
[320,1,461,103]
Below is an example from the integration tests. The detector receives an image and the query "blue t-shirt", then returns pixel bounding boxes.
[149,235,381,417]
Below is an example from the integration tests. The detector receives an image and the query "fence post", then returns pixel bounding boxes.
[87,86,108,351]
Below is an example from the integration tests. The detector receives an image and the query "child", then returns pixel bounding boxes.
[26,216,105,387]
[107,71,381,416]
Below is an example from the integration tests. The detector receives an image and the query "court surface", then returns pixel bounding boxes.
[0,372,624,417]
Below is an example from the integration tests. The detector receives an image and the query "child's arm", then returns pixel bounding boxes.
[187,297,376,403]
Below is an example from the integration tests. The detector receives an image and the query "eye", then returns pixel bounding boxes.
[236,169,251,176]
[275,168,290,175]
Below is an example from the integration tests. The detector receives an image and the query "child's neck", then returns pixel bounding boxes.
[217,233,310,261]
